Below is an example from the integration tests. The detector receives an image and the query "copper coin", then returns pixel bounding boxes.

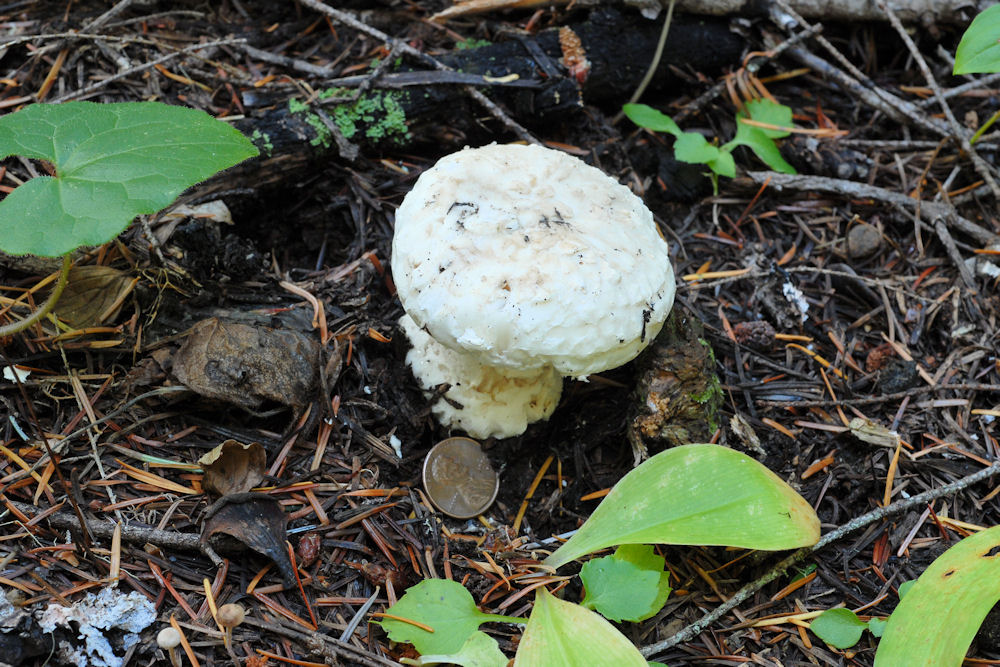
[422,437,499,519]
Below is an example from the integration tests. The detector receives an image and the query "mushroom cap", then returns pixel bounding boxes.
[391,143,675,379]
[400,314,562,439]
[157,627,181,650]
[218,603,245,628]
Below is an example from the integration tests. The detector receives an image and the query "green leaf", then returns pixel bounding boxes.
[725,99,796,174]
[867,617,887,638]
[0,102,258,257]
[543,444,820,569]
[954,5,1000,74]
[580,545,671,622]
[897,580,915,599]
[810,608,868,649]
[622,104,682,137]
[378,579,520,655]
[400,631,508,667]
[874,526,1000,666]
[513,587,647,667]
[707,148,736,178]
[673,132,721,165]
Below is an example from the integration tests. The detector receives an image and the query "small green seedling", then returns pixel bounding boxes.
[0,101,257,336]
[378,443,821,664]
[623,98,796,193]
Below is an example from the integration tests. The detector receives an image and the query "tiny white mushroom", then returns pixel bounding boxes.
[392,143,675,437]
[157,626,182,667]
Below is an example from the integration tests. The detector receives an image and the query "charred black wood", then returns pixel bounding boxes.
[232,9,744,164]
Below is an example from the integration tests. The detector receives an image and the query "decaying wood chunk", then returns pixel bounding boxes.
[628,307,724,463]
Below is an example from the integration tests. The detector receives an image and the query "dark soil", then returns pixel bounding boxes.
[1,1,1000,666]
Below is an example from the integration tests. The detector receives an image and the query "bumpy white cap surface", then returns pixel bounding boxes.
[392,143,675,379]
[400,315,562,439]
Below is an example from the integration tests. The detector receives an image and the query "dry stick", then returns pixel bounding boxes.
[640,459,1000,658]
[291,0,538,145]
[758,383,1000,408]
[878,0,1000,202]
[50,37,248,103]
[746,171,1000,245]
[241,615,402,667]
[771,0,955,139]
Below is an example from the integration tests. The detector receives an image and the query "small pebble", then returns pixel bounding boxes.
[847,222,882,258]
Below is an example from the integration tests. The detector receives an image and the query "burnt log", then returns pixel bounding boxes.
[231,8,743,171]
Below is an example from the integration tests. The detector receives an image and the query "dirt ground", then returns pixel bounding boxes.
[2,1,1000,665]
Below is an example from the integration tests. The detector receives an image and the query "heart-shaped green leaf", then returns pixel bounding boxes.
[378,578,520,655]
[954,5,1000,74]
[580,544,671,622]
[810,608,867,649]
[544,444,820,569]
[874,525,1000,666]
[513,587,647,667]
[0,102,257,257]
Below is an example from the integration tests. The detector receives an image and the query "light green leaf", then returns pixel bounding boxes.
[673,132,721,165]
[810,608,867,649]
[0,102,258,257]
[378,579,520,655]
[513,587,647,667]
[622,104,682,137]
[954,5,1000,74]
[867,617,887,638]
[725,99,796,174]
[580,545,671,622]
[874,526,1000,666]
[400,631,508,667]
[897,580,915,599]
[707,149,736,178]
[543,444,820,569]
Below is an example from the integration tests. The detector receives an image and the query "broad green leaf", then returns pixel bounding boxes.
[400,631,508,667]
[544,444,820,569]
[0,102,257,256]
[580,545,671,622]
[744,98,793,138]
[810,608,867,649]
[673,132,721,166]
[513,587,646,667]
[874,526,1000,666]
[867,617,887,638]
[378,579,520,655]
[954,5,1000,74]
[622,104,682,137]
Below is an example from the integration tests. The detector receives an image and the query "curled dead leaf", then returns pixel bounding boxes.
[849,417,900,448]
[201,493,295,586]
[198,440,266,497]
[54,265,137,329]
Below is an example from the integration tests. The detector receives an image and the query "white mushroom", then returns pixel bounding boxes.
[392,143,675,438]
[400,314,562,439]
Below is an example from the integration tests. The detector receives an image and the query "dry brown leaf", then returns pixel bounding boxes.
[201,493,295,586]
[172,317,320,410]
[849,417,900,448]
[54,265,137,329]
[198,439,266,497]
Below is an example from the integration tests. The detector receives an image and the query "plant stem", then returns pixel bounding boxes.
[0,253,71,338]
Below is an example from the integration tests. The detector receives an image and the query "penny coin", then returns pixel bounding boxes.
[422,437,499,519]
